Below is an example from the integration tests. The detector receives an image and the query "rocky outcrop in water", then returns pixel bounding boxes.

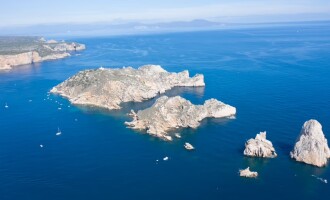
[239,167,258,178]
[290,119,330,167]
[0,37,85,70]
[243,131,277,158]
[51,65,205,110]
[125,96,236,140]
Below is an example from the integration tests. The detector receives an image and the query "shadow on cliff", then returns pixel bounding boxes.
[74,86,205,120]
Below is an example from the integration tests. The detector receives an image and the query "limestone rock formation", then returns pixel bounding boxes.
[125,95,236,140]
[290,119,330,167]
[243,131,277,158]
[0,36,85,70]
[51,65,205,110]
[239,167,258,178]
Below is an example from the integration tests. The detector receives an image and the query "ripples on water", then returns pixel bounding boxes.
[0,22,330,199]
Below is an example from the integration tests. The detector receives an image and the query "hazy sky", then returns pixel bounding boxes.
[1,0,330,26]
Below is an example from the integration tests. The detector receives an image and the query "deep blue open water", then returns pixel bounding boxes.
[1,22,330,199]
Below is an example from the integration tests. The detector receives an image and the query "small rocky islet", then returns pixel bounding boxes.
[241,119,330,178]
[244,131,277,158]
[239,167,258,178]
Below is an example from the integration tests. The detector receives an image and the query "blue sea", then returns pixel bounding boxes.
[1,22,330,200]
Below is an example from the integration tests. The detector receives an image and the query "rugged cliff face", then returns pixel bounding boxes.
[0,37,85,70]
[51,65,205,110]
[125,96,236,140]
[0,51,40,69]
[290,119,330,167]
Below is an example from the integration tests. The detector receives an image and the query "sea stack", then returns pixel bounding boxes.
[125,96,236,140]
[290,119,330,167]
[243,131,277,158]
[239,167,258,178]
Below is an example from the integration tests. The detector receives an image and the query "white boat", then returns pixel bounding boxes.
[174,133,181,138]
[184,142,195,150]
[312,175,328,184]
[163,156,169,161]
[56,127,62,136]
[4,103,8,108]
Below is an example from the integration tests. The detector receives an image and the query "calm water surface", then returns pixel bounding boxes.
[1,22,330,199]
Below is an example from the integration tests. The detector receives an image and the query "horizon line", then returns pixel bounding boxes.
[1,18,330,29]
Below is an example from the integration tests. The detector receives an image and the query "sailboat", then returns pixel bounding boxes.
[56,127,62,136]
[4,103,8,108]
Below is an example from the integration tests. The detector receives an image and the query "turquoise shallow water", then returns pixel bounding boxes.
[1,22,330,199]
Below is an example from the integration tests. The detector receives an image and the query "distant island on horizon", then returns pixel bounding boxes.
[1,19,329,37]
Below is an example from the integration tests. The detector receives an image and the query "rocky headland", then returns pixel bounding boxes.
[51,65,205,110]
[125,96,236,140]
[243,131,277,158]
[290,119,330,167]
[0,36,85,70]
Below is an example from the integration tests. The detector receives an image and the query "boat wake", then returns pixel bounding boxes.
[311,175,328,184]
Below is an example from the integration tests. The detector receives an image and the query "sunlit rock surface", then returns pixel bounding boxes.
[125,96,236,140]
[0,36,85,70]
[243,131,277,158]
[51,65,205,110]
[290,119,330,167]
[239,167,258,178]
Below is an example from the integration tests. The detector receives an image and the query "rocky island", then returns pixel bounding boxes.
[290,119,330,167]
[239,167,258,178]
[125,96,236,141]
[243,131,277,158]
[51,65,205,110]
[0,36,85,70]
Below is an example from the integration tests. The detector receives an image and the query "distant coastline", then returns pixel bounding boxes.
[0,36,85,70]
